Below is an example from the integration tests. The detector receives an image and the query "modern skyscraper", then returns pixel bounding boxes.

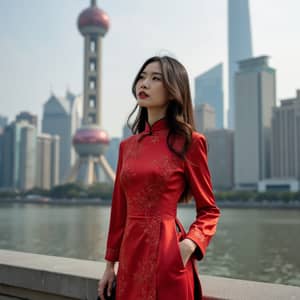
[204,129,234,191]
[42,91,82,182]
[50,135,60,187]
[0,138,3,186]
[271,90,300,180]
[19,123,37,190]
[106,137,121,172]
[0,120,36,190]
[234,56,276,190]
[36,134,60,189]
[194,104,216,133]
[0,115,7,186]
[228,0,253,129]
[195,63,224,128]
[16,111,38,127]
[0,123,15,188]
[69,0,115,185]
[0,115,8,130]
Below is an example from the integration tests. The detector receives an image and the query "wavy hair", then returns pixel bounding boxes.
[127,56,196,202]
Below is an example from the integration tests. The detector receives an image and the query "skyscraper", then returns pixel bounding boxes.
[36,134,60,189]
[194,63,224,128]
[228,0,253,129]
[19,123,37,190]
[0,120,36,190]
[0,115,8,130]
[0,123,15,188]
[16,111,38,127]
[234,56,276,190]
[0,115,7,186]
[42,91,82,182]
[204,129,234,191]
[271,90,300,180]
[106,137,121,172]
[194,104,216,133]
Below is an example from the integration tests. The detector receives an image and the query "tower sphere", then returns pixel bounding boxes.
[78,4,110,35]
[73,126,110,156]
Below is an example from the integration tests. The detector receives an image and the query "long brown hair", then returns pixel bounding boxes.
[127,56,196,202]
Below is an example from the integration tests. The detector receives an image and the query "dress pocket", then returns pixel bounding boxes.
[173,226,186,270]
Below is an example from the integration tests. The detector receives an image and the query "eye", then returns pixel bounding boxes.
[137,74,144,80]
[153,76,161,81]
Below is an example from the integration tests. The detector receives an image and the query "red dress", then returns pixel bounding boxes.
[105,118,220,300]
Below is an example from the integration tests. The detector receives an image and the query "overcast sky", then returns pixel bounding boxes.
[0,0,299,137]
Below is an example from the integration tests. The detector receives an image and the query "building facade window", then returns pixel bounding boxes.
[89,96,96,108]
[89,78,96,90]
[90,38,97,52]
[90,59,96,72]
[88,113,96,124]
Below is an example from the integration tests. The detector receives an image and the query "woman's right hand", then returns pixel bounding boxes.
[98,262,116,300]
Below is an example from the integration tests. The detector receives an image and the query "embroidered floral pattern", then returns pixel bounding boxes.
[105,119,219,299]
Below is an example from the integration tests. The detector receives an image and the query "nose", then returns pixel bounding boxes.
[140,77,149,89]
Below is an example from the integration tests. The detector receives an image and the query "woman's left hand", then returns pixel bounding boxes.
[178,238,197,267]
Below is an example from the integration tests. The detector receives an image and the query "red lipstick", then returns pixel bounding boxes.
[138,91,149,99]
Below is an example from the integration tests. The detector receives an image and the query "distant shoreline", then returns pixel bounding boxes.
[1,198,300,209]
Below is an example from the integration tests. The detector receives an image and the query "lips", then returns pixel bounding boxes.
[138,91,149,99]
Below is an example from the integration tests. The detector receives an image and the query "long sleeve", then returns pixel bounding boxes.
[104,141,127,262]
[184,133,220,260]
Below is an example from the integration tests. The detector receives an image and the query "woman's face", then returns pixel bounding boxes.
[135,61,169,110]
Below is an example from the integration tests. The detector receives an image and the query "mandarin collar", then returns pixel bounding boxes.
[144,117,168,133]
[137,117,168,142]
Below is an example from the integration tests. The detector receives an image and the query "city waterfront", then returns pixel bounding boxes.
[0,203,299,287]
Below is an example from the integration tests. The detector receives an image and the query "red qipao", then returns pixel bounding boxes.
[105,118,220,300]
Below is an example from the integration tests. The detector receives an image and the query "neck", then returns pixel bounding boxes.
[147,108,167,126]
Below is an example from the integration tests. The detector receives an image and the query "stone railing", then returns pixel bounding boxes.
[0,249,299,300]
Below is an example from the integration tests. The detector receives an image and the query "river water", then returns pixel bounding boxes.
[0,203,299,287]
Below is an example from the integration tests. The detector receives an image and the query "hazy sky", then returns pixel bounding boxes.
[0,0,299,137]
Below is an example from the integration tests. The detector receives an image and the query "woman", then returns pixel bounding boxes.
[98,55,220,300]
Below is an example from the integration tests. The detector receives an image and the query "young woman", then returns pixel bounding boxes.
[98,56,220,300]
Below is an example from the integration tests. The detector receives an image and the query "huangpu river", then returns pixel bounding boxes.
[0,202,299,287]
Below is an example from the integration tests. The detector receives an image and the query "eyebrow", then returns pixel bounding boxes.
[141,71,163,76]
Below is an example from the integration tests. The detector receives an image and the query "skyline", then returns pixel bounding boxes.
[0,0,300,137]
[228,0,253,129]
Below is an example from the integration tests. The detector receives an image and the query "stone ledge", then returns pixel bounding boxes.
[0,249,300,300]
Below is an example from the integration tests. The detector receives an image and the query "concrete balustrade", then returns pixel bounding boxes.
[0,249,299,300]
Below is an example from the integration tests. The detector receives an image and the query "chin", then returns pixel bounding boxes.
[137,100,151,108]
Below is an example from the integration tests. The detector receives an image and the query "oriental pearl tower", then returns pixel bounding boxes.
[68,0,115,185]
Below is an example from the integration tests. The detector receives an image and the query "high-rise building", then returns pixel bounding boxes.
[50,135,60,187]
[69,0,115,185]
[16,111,38,127]
[0,115,8,130]
[234,56,276,190]
[204,129,234,191]
[271,90,300,180]
[0,115,7,186]
[19,123,37,190]
[106,137,121,171]
[42,91,82,182]
[194,63,224,128]
[0,123,15,188]
[0,120,36,190]
[0,132,4,186]
[194,104,216,133]
[36,134,60,189]
[228,0,253,129]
